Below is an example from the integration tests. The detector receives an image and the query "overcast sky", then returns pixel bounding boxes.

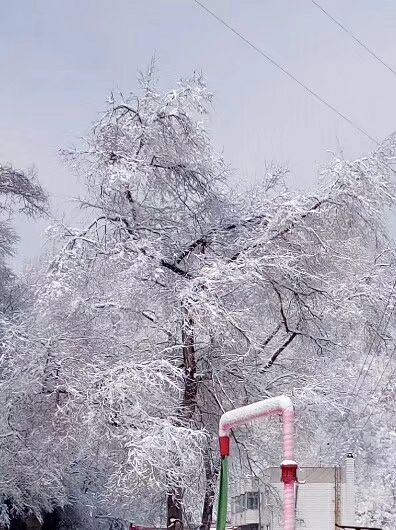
[2,0,396,270]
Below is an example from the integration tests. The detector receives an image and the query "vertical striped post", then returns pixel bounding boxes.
[217,435,230,530]
[216,456,229,530]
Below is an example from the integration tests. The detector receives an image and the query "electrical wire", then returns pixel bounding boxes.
[352,342,396,436]
[355,364,396,436]
[303,280,396,482]
[304,356,396,483]
[346,279,396,401]
[192,0,379,145]
[330,280,396,442]
[311,0,396,79]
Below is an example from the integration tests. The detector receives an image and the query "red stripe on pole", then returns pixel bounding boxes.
[219,436,230,457]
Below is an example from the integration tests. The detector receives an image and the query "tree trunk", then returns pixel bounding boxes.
[167,487,184,530]
[167,305,198,529]
[200,487,215,530]
[181,307,197,420]
[8,514,41,530]
[200,444,217,530]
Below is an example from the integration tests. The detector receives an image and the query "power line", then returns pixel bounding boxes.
[192,0,379,145]
[328,351,396,464]
[311,0,396,79]
[353,339,396,433]
[334,343,396,452]
[348,280,396,400]
[320,280,396,451]
[355,363,396,436]
[310,358,396,481]
[304,281,396,482]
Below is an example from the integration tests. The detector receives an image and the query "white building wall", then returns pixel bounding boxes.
[230,457,354,530]
[341,454,355,526]
[295,482,335,529]
[261,475,335,530]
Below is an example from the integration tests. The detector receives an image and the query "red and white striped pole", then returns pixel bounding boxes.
[280,403,297,530]
[218,395,297,530]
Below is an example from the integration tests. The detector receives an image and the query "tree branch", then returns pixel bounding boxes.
[260,332,298,372]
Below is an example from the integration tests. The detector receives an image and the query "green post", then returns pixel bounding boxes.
[216,457,229,530]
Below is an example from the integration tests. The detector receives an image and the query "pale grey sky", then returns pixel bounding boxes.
[2,0,396,269]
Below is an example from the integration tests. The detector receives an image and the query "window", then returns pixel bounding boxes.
[241,524,258,530]
[241,494,246,511]
[246,492,259,510]
[235,495,242,513]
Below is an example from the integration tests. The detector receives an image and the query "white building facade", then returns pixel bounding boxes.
[230,454,355,530]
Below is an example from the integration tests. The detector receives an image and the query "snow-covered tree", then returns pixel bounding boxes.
[0,164,48,526]
[4,68,396,529]
[0,164,47,312]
